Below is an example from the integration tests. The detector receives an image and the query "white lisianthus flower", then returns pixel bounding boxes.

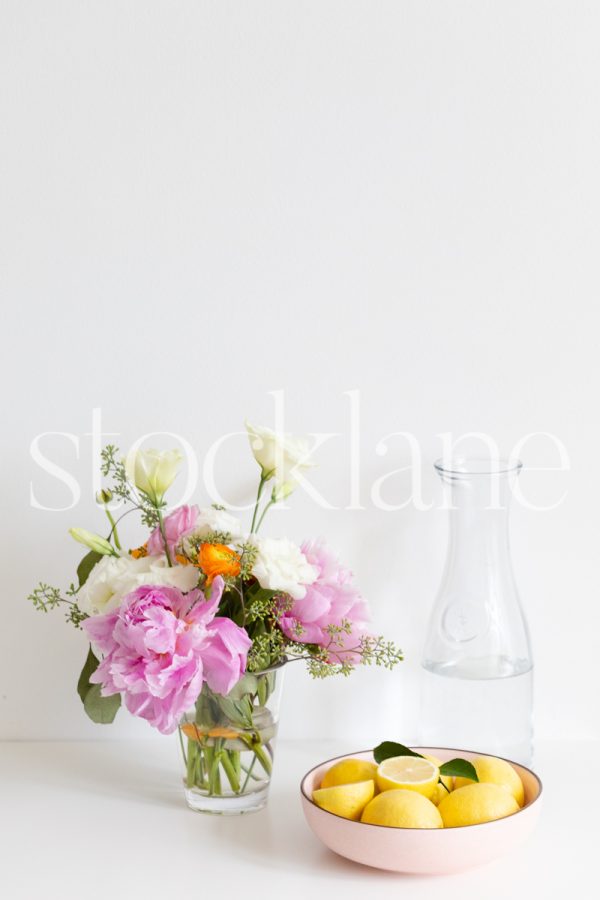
[125,447,183,504]
[194,507,244,540]
[78,554,198,616]
[245,421,315,487]
[271,481,295,503]
[250,536,318,600]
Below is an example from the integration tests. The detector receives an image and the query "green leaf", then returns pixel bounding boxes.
[216,695,253,729]
[439,758,479,782]
[256,676,269,706]
[83,684,121,724]
[373,741,425,764]
[244,581,275,600]
[77,550,103,588]
[77,645,100,703]
[226,674,258,701]
[233,697,254,728]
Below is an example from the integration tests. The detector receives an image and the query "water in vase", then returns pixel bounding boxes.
[420,660,533,764]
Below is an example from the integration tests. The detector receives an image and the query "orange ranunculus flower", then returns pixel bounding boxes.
[130,543,148,559]
[198,542,241,585]
[181,723,240,742]
[175,553,190,566]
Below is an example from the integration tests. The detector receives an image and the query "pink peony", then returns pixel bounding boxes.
[83,577,251,734]
[201,617,254,695]
[146,504,199,558]
[279,539,371,664]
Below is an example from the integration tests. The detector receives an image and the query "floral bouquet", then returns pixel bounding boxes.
[29,423,402,814]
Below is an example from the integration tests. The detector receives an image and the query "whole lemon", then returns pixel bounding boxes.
[454,755,525,807]
[438,782,519,827]
[321,758,378,789]
[361,789,443,828]
[312,780,375,821]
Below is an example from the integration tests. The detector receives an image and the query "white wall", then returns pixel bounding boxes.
[2,1,599,746]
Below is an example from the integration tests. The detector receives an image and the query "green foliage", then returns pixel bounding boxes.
[374,741,424,764]
[77,550,102,587]
[238,541,259,580]
[438,758,479,782]
[77,644,121,724]
[100,443,159,528]
[247,629,286,672]
[216,695,253,730]
[226,673,258,699]
[100,444,134,506]
[77,646,100,702]
[244,585,287,624]
[28,582,87,629]
[354,634,404,670]
[293,623,404,679]
[83,685,121,724]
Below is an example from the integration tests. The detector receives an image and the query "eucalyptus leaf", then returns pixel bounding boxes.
[77,645,99,703]
[373,741,425,764]
[215,696,240,723]
[195,690,217,728]
[257,677,268,706]
[226,674,258,701]
[77,550,103,588]
[83,684,121,724]
[233,697,254,728]
[217,695,254,729]
[439,758,479,782]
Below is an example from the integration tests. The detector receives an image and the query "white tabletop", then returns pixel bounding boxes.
[0,739,590,899]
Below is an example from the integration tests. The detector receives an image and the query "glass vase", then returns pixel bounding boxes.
[420,458,533,765]
[178,664,284,814]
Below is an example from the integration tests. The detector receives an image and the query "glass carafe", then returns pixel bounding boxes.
[420,458,533,765]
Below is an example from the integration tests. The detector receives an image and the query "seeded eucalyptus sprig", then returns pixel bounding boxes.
[100,444,160,529]
[373,741,479,792]
[28,582,87,629]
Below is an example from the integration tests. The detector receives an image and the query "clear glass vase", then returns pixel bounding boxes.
[420,458,533,765]
[178,664,284,814]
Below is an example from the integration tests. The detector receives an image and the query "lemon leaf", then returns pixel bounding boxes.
[439,758,479,782]
[373,741,425,764]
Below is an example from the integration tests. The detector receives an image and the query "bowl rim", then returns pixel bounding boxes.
[300,746,543,831]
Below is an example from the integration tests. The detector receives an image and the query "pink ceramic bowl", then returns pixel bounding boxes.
[300,747,542,875]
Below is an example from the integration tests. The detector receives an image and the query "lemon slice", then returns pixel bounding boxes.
[312,780,375,821]
[376,756,439,799]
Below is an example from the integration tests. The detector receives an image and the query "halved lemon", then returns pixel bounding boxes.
[321,758,378,789]
[376,756,439,800]
[312,779,375,821]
